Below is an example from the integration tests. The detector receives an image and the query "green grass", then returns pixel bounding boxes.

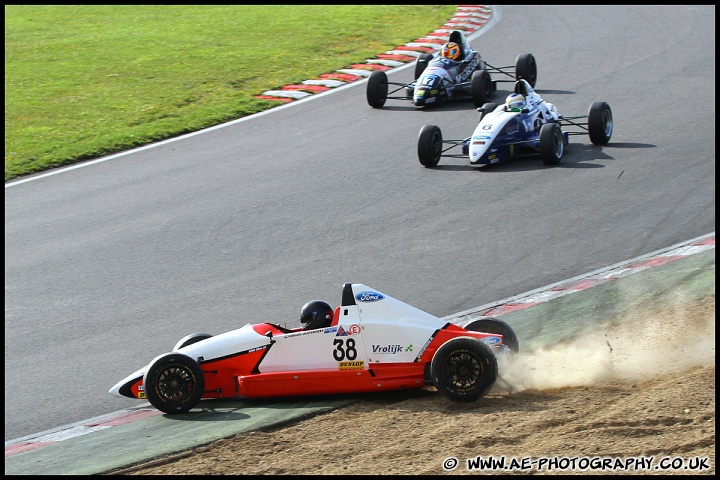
[4,5,459,181]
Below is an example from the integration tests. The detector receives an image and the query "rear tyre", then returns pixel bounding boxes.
[366,71,388,108]
[431,337,498,403]
[414,53,433,80]
[470,69,493,107]
[515,53,537,87]
[539,122,564,165]
[464,317,519,353]
[144,352,205,414]
[173,333,213,351]
[417,125,443,168]
[588,102,613,145]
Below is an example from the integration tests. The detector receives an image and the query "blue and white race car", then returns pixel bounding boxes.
[367,30,537,109]
[417,79,613,167]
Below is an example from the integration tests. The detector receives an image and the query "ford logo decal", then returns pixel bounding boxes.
[482,336,502,345]
[356,291,385,302]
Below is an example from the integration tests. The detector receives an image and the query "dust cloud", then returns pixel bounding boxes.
[108,294,715,476]
[499,295,715,391]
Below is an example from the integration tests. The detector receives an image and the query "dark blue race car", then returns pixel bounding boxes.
[417,79,613,167]
[367,30,537,109]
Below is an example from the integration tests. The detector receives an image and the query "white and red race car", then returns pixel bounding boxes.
[109,282,518,414]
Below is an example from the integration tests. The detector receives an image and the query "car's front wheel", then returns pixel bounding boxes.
[431,337,498,402]
[478,102,500,123]
[173,333,213,351]
[144,352,205,414]
[366,71,388,108]
[414,53,433,80]
[417,125,443,168]
[588,102,613,145]
[540,122,564,165]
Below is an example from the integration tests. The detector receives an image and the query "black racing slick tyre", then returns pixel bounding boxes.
[539,122,564,165]
[366,70,388,108]
[431,337,498,403]
[414,53,433,80]
[173,333,213,351]
[417,125,443,168]
[588,102,613,145]
[515,53,537,87]
[478,102,500,122]
[144,352,205,414]
[464,317,519,353]
[470,69,493,107]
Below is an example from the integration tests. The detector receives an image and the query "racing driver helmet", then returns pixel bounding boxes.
[505,93,526,111]
[300,300,334,330]
[440,42,461,61]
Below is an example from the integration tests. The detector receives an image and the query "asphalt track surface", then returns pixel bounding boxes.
[4,236,715,474]
[4,2,715,462]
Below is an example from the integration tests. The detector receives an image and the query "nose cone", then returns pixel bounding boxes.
[108,367,146,399]
[108,381,124,397]
[413,87,429,107]
[469,136,491,164]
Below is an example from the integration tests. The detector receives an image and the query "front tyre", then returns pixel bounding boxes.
[173,333,213,351]
[144,352,205,414]
[414,53,433,80]
[478,102,500,122]
[431,337,498,402]
[539,122,564,165]
[588,102,613,145]
[515,53,537,87]
[470,69,493,107]
[366,71,388,108]
[418,124,443,168]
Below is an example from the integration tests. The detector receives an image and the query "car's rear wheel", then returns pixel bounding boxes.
[588,102,613,145]
[540,122,564,165]
[417,124,443,168]
[431,337,498,403]
[470,69,493,107]
[144,352,205,414]
[173,333,213,351]
[464,317,519,353]
[366,71,388,108]
[414,53,433,80]
[515,53,537,87]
